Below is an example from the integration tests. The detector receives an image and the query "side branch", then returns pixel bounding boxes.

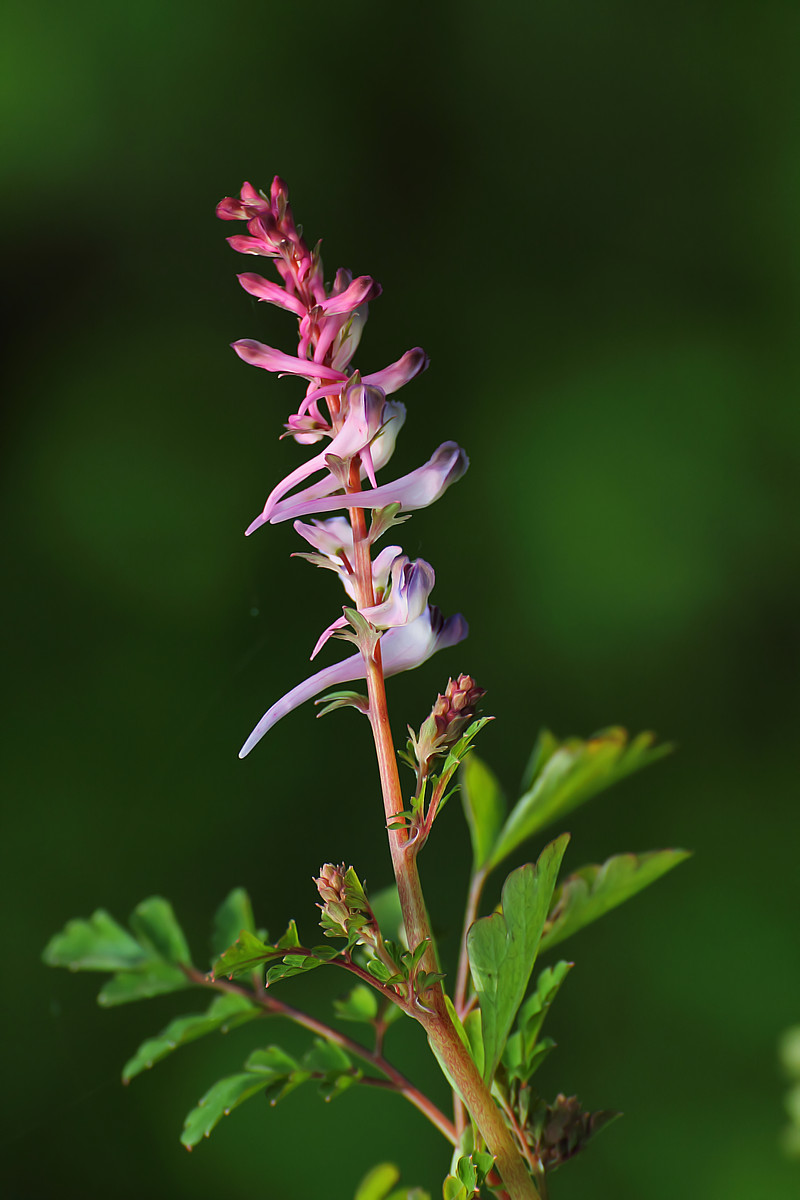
[184,967,457,1145]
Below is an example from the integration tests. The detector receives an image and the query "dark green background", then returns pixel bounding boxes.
[4,1,799,1196]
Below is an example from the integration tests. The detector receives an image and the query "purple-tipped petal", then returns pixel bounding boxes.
[357,556,436,631]
[239,605,468,758]
[380,605,468,673]
[238,651,367,757]
[363,347,428,394]
[308,549,427,661]
[268,442,468,524]
[256,383,387,523]
[318,275,382,316]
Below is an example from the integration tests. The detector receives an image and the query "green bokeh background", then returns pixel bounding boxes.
[4,2,799,1197]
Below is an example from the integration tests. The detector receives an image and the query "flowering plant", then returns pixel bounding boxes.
[44,178,687,1200]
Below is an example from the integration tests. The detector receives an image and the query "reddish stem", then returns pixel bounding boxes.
[344,473,542,1200]
[184,966,456,1145]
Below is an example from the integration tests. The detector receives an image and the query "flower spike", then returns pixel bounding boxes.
[218,177,468,755]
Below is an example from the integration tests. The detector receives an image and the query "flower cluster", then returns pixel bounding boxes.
[217,179,468,757]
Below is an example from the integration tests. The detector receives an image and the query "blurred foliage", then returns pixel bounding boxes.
[3,0,800,1197]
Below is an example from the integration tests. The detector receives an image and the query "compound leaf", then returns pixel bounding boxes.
[210,888,257,959]
[211,930,282,980]
[467,835,568,1081]
[42,910,150,972]
[540,849,690,952]
[122,992,259,1082]
[181,1045,300,1148]
[489,729,670,871]
[98,962,191,1007]
[333,985,379,1024]
[129,897,192,966]
[460,753,507,873]
[503,959,571,1082]
[354,1164,400,1200]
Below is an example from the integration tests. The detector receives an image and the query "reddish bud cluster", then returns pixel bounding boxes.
[410,675,486,777]
[314,863,352,936]
[430,674,486,740]
[314,863,377,945]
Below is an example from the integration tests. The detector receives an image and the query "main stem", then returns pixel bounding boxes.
[347,490,541,1200]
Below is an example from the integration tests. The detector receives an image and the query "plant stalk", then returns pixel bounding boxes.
[347,491,541,1200]
[454,868,487,1018]
[187,967,457,1145]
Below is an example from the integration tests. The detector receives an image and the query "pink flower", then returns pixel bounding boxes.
[254,382,389,523]
[310,554,436,659]
[238,606,468,758]
[217,177,470,757]
[261,442,468,528]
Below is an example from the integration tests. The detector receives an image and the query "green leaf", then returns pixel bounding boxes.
[275,919,302,950]
[210,888,256,958]
[368,501,412,544]
[439,717,494,779]
[122,993,258,1082]
[333,985,379,1024]
[181,1073,268,1148]
[181,1045,300,1148]
[245,1045,299,1075]
[779,1027,800,1079]
[314,689,370,718]
[442,1178,468,1200]
[504,959,571,1081]
[540,849,690,952]
[302,1038,352,1075]
[488,728,671,871]
[264,1039,358,1106]
[43,910,150,972]
[129,897,192,966]
[456,1155,478,1190]
[463,1009,485,1078]
[467,835,569,1081]
[452,1150,493,1193]
[354,1164,401,1200]
[212,930,282,980]
[265,952,325,985]
[460,753,507,873]
[519,727,561,793]
[366,959,394,983]
[443,994,473,1059]
[98,962,191,1006]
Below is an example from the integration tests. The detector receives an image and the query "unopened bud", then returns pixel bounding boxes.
[412,675,486,772]
[431,674,486,739]
[314,863,377,943]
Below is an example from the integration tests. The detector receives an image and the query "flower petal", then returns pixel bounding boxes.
[238,605,468,758]
[232,339,346,382]
[267,442,468,524]
[226,235,280,257]
[318,275,382,316]
[363,347,428,393]
[238,273,307,317]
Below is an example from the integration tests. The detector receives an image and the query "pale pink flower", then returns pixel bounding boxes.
[238,607,468,758]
